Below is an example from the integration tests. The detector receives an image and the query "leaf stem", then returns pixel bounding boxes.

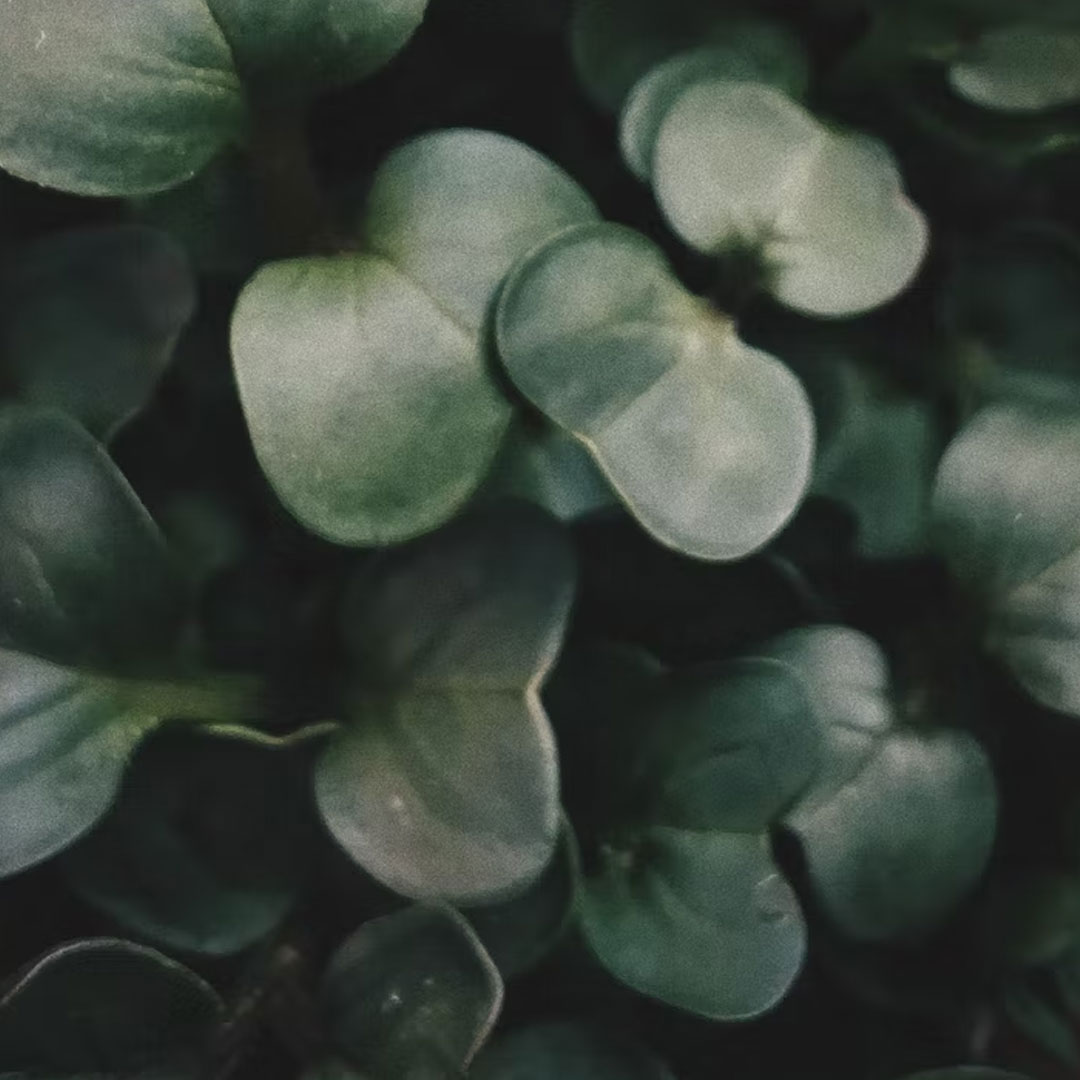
[120,672,269,724]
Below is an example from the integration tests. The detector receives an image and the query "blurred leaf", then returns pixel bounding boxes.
[472,1022,675,1080]
[933,402,1080,716]
[0,406,189,670]
[0,0,245,196]
[653,80,928,316]
[0,938,222,1078]
[315,504,574,904]
[206,0,429,99]
[765,626,998,940]
[497,222,814,561]
[232,131,597,546]
[1003,980,1080,1070]
[61,731,316,956]
[320,905,501,1079]
[2,226,196,439]
[950,26,1080,112]
[619,31,809,181]
[570,0,764,110]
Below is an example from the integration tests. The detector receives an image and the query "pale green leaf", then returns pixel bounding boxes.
[496,222,814,560]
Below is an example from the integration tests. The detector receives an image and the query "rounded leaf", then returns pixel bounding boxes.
[0,651,161,878]
[933,402,1080,715]
[363,130,599,335]
[654,80,929,316]
[3,226,196,439]
[768,626,998,940]
[950,26,1080,112]
[0,938,222,1077]
[581,827,806,1019]
[321,905,502,1078]
[207,0,429,96]
[0,406,189,668]
[0,0,244,196]
[316,504,574,904]
[61,732,315,956]
[472,1022,675,1080]
[619,32,809,181]
[497,222,814,560]
[633,658,820,832]
[233,131,597,547]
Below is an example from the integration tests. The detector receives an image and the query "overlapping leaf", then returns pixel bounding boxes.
[764,626,998,940]
[652,80,929,316]
[0,0,428,195]
[497,222,814,561]
[232,131,597,546]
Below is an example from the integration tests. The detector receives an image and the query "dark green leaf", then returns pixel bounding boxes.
[0,406,189,669]
[580,826,806,1019]
[0,938,222,1078]
[315,504,574,903]
[320,905,501,1079]
[766,626,998,940]
[61,731,315,956]
[472,1022,675,1080]
[3,227,196,439]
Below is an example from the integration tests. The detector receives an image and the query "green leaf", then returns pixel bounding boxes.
[320,905,502,1078]
[581,827,806,1019]
[206,0,429,98]
[0,938,222,1078]
[765,626,998,940]
[232,131,597,546]
[463,819,581,979]
[570,0,762,110]
[799,357,939,558]
[941,225,1080,405]
[568,650,814,1018]
[0,650,162,878]
[0,0,245,196]
[2,227,196,439]
[481,421,616,523]
[653,80,929,316]
[619,31,810,181]
[933,402,1080,716]
[472,1022,675,1080]
[949,26,1080,112]
[629,659,820,833]
[315,504,574,904]
[0,406,189,669]
[61,731,316,956]
[496,222,814,561]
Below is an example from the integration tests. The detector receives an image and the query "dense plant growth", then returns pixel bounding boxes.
[0,0,1079,1076]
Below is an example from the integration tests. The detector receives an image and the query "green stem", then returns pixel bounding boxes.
[119,672,269,724]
